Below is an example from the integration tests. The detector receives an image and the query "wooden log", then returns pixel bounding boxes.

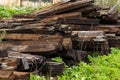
[0,70,15,80]
[4,34,62,41]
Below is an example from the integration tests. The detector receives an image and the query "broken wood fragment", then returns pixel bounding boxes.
[42,61,64,76]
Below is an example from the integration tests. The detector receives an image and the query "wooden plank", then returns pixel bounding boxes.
[4,34,62,41]
[0,70,15,80]
[58,18,99,25]
[70,25,93,31]
[66,4,99,13]
[40,12,81,23]
[0,40,62,53]
[0,58,17,70]
[95,25,120,33]
[72,31,105,42]
[36,0,93,16]
[0,25,55,34]
[31,2,65,15]
[108,37,120,48]
[14,72,30,80]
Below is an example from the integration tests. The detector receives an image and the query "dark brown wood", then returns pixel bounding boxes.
[40,12,81,23]
[0,40,62,53]
[36,0,93,16]
[108,37,120,48]
[62,38,72,50]
[95,25,120,33]
[14,72,30,80]
[58,18,99,25]
[4,34,62,41]
[0,25,55,34]
[42,61,64,76]
[0,70,15,80]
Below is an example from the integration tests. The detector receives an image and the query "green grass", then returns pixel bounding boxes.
[0,6,35,18]
[0,4,50,18]
[95,0,120,11]
[57,48,120,80]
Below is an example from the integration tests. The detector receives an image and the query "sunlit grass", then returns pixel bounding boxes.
[95,0,120,11]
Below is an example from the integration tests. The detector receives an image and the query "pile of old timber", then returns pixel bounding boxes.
[0,0,120,79]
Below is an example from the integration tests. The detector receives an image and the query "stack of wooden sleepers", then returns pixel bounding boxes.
[0,0,120,79]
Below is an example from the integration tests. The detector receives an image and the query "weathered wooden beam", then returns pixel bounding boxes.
[72,31,105,40]
[40,12,81,23]
[14,72,30,80]
[31,2,65,16]
[58,18,99,25]
[95,25,120,33]
[0,58,17,70]
[4,34,62,41]
[108,37,120,48]
[67,4,99,13]
[0,25,55,34]
[42,61,64,76]
[0,40,62,53]
[36,0,93,16]
[0,70,15,80]
[70,25,93,31]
